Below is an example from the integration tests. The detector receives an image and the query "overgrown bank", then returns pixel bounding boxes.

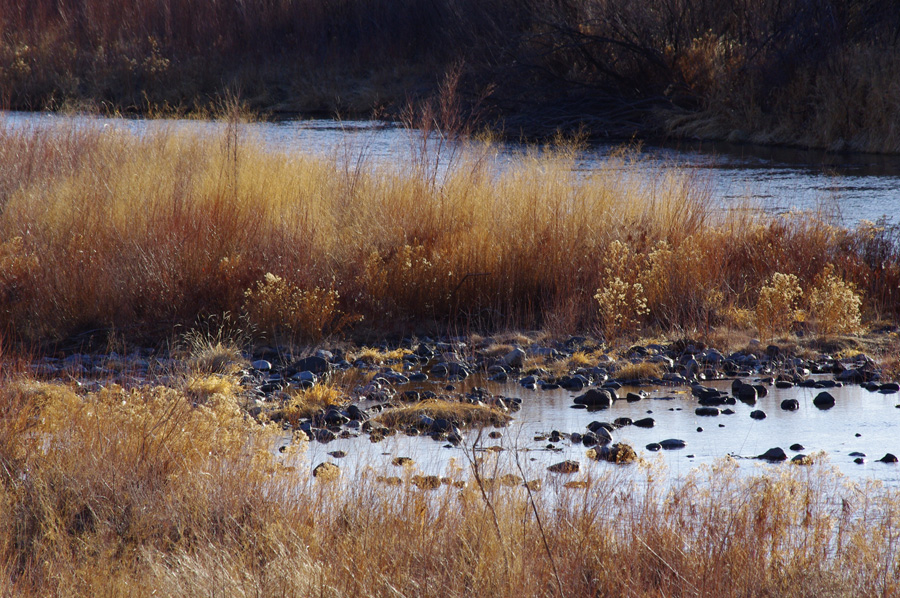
[0,120,897,350]
[2,0,900,151]
[1,370,899,597]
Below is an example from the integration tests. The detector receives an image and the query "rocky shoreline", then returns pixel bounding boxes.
[23,333,900,472]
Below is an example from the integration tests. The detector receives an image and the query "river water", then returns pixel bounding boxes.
[5,110,900,484]
[299,376,900,486]
[3,111,899,226]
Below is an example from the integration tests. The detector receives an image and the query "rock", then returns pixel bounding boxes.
[560,375,588,391]
[757,447,787,462]
[574,389,613,409]
[736,385,758,404]
[632,417,655,428]
[625,392,644,402]
[781,399,800,411]
[328,451,347,458]
[753,384,769,398]
[880,382,900,394]
[251,359,272,371]
[790,443,805,451]
[313,428,337,443]
[548,460,580,474]
[878,453,899,463]
[695,407,720,417]
[292,356,331,375]
[587,443,637,464]
[392,457,415,467]
[312,462,340,480]
[813,391,836,410]
[791,454,813,465]
[411,475,441,490]
[613,417,633,428]
[659,439,686,450]
[750,410,767,420]
[646,443,662,451]
[501,348,526,368]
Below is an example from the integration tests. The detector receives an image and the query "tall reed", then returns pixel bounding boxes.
[0,120,895,347]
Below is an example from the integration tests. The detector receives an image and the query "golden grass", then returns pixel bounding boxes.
[1,377,899,596]
[275,384,346,425]
[376,398,512,429]
[0,122,896,347]
[612,361,665,381]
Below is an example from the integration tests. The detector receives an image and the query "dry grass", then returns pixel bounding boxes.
[612,361,665,381]
[1,376,899,596]
[275,384,346,425]
[0,122,896,348]
[376,398,512,429]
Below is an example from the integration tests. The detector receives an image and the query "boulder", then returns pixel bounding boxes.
[813,391,836,410]
[750,410,767,420]
[292,356,331,375]
[659,438,686,450]
[695,407,720,417]
[633,417,655,428]
[574,389,613,409]
[501,348,526,368]
[548,460,580,474]
[781,399,800,411]
[757,447,787,462]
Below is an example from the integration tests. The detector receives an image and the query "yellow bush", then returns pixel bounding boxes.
[243,273,350,344]
[808,264,863,336]
[594,241,648,341]
[755,272,802,340]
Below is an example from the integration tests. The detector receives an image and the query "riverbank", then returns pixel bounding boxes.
[0,120,898,350]
[3,0,900,152]
[2,330,900,596]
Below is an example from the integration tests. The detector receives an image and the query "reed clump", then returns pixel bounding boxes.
[376,398,512,429]
[1,376,898,596]
[0,121,896,347]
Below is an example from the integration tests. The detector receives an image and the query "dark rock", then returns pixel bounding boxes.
[775,380,795,389]
[588,443,638,464]
[695,407,720,417]
[659,438,686,450]
[880,383,900,394]
[633,417,655,428]
[613,417,633,428]
[753,384,769,398]
[625,392,644,402]
[757,447,787,461]
[574,389,613,409]
[813,391,836,410]
[313,428,337,443]
[548,460,580,474]
[292,356,331,375]
[854,457,866,464]
[736,384,758,404]
[790,443,805,451]
[750,410,767,420]
[646,443,662,451]
[781,399,800,411]
[878,453,899,463]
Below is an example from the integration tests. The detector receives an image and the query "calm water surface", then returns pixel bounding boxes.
[300,379,900,486]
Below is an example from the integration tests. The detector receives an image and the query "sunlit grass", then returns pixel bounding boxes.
[1,377,898,596]
[0,122,895,349]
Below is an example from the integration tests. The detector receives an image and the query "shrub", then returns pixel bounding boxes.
[594,241,649,342]
[243,273,351,344]
[808,264,863,337]
[755,272,803,340]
